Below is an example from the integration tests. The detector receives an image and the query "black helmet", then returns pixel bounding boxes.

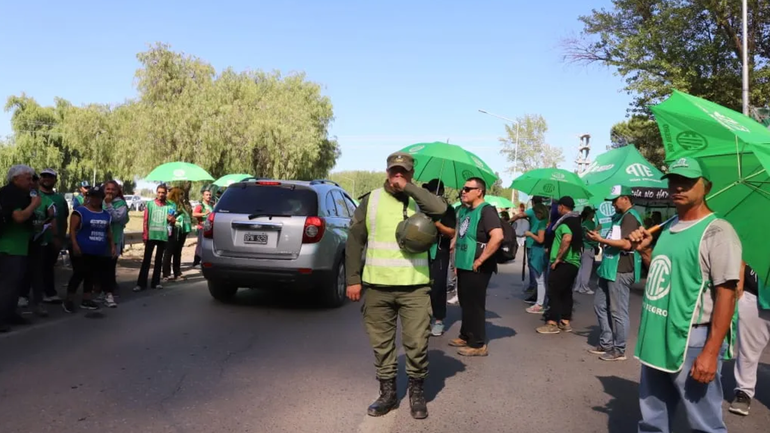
[395,213,438,254]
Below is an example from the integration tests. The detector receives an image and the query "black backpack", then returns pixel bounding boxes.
[495,216,516,263]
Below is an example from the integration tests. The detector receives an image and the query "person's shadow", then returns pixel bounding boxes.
[396,350,466,403]
[593,375,642,433]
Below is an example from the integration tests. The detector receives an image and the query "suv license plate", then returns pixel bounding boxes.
[244,233,269,245]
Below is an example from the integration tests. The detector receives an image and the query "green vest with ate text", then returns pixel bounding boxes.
[147,201,170,242]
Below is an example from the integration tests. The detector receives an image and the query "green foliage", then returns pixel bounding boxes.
[565,0,770,162]
[610,116,666,169]
[1,43,339,191]
[498,114,564,174]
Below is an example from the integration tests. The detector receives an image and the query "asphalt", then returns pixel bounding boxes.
[1,257,769,433]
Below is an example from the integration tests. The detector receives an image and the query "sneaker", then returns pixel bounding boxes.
[104,293,118,308]
[558,321,573,333]
[524,294,537,304]
[457,345,489,357]
[729,391,751,416]
[17,297,29,308]
[95,292,106,302]
[80,300,100,310]
[62,301,76,313]
[33,305,49,317]
[599,349,627,361]
[431,322,445,337]
[132,286,144,292]
[448,338,468,347]
[587,346,610,355]
[583,289,595,295]
[536,323,561,334]
[155,284,164,290]
[43,295,62,303]
[447,294,459,305]
[526,304,545,314]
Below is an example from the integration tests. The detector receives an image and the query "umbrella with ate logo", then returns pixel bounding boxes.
[510,168,594,200]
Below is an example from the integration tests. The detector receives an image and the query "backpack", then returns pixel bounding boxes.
[495,216,516,263]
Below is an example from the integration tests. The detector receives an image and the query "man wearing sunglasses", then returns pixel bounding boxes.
[345,151,448,420]
[450,177,503,357]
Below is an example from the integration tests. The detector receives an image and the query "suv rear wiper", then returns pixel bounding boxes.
[248,213,291,219]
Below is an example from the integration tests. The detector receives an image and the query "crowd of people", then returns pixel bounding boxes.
[0,164,218,333]
[345,152,767,431]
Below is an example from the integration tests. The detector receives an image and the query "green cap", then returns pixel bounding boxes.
[605,184,633,201]
[387,152,414,171]
[662,157,710,181]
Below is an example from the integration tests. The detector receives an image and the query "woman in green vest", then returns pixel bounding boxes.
[102,180,128,308]
[162,187,191,281]
[628,157,742,432]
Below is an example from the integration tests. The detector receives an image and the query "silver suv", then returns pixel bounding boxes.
[200,179,357,307]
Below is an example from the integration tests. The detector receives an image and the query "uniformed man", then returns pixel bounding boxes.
[629,157,742,432]
[346,151,448,420]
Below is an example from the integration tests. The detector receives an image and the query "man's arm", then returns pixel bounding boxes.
[555,232,573,263]
[142,205,150,242]
[345,195,369,286]
[475,207,503,265]
[593,213,639,250]
[403,183,447,218]
[436,207,456,238]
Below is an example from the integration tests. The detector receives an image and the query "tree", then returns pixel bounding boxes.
[499,114,564,174]
[564,0,770,162]
[329,171,387,199]
[610,116,667,169]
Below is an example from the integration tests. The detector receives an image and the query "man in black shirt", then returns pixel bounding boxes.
[729,263,770,417]
[422,179,456,336]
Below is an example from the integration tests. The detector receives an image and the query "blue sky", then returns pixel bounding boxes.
[0,0,630,187]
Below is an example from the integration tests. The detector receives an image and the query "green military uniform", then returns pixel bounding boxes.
[345,152,448,419]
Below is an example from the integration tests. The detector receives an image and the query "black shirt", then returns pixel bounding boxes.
[0,183,32,228]
[436,204,457,253]
[744,265,759,296]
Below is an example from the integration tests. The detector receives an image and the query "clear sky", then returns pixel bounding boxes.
[0,0,630,187]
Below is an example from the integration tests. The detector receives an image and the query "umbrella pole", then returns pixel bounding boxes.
[708,168,767,201]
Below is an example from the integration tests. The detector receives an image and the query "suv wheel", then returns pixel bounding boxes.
[208,281,238,302]
[322,260,346,308]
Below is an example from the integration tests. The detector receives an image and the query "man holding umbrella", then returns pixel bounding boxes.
[586,185,642,362]
[629,157,741,432]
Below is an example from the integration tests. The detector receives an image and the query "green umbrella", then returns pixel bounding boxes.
[213,173,252,187]
[651,90,770,291]
[510,168,594,200]
[451,195,513,209]
[580,145,668,204]
[145,162,214,182]
[399,142,498,189]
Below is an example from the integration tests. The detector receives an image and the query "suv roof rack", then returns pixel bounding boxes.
[309,179,340,187]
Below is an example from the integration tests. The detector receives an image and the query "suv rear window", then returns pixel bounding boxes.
[215,184,318,216]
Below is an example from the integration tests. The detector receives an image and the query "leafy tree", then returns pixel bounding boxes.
[499,114,564,174]
[610,116,666,169]
[564,0,770,162]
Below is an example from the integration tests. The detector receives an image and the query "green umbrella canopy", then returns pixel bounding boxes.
[399,142,498,189]
[213,173,253,187]
[145,162,214,182]
[651,90,770,290]
[451,195,513,209]
[579,145,668,204]
[510,168,594,200]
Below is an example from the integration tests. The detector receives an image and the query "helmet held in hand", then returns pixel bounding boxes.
[395,213,438,254]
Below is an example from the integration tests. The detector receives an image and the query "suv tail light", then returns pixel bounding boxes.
[302,216,325,243]
[203,212,215,239]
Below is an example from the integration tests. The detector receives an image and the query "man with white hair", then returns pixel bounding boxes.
[0,164,41,332]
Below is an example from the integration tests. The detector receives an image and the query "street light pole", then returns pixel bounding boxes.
[479,109,520,203]
[742,0,749,116]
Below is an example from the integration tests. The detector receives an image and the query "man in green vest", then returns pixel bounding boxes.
[345,151,448,420]
[38,168,67,303]
[133,184,174,291]
[628,157,741,433]
[586,185,642,361]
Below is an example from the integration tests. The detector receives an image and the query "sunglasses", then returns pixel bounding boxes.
[462,186,480,193]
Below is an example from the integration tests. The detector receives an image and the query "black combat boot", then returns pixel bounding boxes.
[408,377,428,419]
[367,378,398,417]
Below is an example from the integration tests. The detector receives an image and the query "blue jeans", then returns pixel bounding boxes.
[594,273,633,353]
[638,326,727,433]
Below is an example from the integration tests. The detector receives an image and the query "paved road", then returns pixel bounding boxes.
[1,262,768,433]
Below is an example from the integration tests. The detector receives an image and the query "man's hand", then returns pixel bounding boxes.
[346,284,363,301]
[104,193,113,204]
[690,351,718,384]
[473,258,483,272]
[111,244,117,258]
[389,176,408,192]
[628,227,654,252]
[30,195,42,209]
[551,259,561,270]
[586,230,602,242]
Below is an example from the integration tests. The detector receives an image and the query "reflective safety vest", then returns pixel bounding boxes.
[362,188,430,286]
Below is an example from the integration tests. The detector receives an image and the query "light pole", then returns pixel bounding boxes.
[742,0,749,115]
[479,109,520,203]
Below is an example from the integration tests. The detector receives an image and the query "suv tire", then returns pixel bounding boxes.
[208,281,238,302]
[321,259,346,308]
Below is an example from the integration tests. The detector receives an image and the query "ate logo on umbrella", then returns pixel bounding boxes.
[551,172,566,180]
[173,169,186,178]
[408,145,425,153]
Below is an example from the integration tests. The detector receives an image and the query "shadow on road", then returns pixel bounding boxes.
[396,350,466,403]
[593,375,642,433]
[487,322,517,341]
[572,324,601,347]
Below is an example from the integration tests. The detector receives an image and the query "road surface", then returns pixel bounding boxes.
[1,262,768,433]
